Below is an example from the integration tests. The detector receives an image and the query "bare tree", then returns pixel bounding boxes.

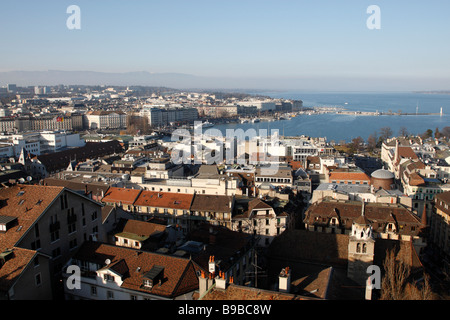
[380,249,437,300]
[399,126,409,137]
[380,249,410,300]
[367,133,378,152]
[379,127,393,141]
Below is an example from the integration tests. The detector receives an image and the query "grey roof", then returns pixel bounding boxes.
[371,169,395,180]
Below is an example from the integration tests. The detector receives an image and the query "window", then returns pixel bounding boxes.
[356,243,361,253]
[31,240,41,250]
[34,223,40,238]
[35,273,42,286]
[107,291,114,300]
[130,295,138,300]
[91,286,97,296]
[52,247,61,259]
[51,230,60,242]
[143,279,152,288]
[104,274,115,282]
[362,243,367,253]
[69,238,78,250]
[68,223,76,234]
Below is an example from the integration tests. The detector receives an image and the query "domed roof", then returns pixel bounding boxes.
[371,169,394,180]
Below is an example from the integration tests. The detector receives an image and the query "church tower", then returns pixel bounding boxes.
[347,202,376,285]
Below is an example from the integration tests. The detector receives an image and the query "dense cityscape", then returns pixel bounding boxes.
[2,3,450,316]
[0,83,449,304]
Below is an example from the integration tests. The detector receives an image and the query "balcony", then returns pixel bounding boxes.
[49,221,61,232]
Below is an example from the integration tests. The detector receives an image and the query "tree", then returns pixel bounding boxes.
[380,249,437,300]
[351,136,364,153]
[367,133,378,152]
[435,127,441,139]
[442,127,450,138]
[399,126,409,137]
[379,127,393,141]
[380,249,410,300]
[421,129,433,139]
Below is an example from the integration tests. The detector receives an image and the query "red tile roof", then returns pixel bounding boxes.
[134,190,194,210]
[398,146,419,160]
[101,187,142,205]
[0,247,37,292]
[73,242,202,298]
[328,172,370,182]
[0,185,64,250]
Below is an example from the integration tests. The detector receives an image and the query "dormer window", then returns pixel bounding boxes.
[104,274,115,282]
[143,279,152,288]
[0,216,18,233]
[387,223,395,232]
[143,265,164,289]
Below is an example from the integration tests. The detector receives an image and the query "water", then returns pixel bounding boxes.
[210,92,450,142]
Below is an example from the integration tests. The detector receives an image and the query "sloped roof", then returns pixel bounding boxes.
[37,141,123,173]
[116,219,166,241]
[0,185,64,250]
[303,200,422,237]
[0,247,37,292]
[72,241,202,298]
[101,187,141,205]
[190,194,233,213]
[133,190,194,210]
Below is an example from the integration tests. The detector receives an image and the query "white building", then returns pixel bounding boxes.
[85,111,127,130]
[140,105,198,128]
[39,131,85,153]
[238,100,276,112]
[63,242,200,300]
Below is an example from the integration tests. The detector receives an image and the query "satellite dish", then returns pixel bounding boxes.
[26,176,32,181]
[105,259,111,265]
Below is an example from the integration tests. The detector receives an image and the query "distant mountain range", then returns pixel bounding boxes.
[0,70,202,88]
[1,70,448,92]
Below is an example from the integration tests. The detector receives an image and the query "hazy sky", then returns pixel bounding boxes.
[1,0,450,90]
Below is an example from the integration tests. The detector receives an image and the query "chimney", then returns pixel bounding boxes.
[215,271,227,290]
[199,270,212,297]
[208,256,216,274]
[365,276,373,300]
[279,267,291,293]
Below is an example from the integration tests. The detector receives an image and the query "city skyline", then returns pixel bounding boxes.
[1,1,450,91]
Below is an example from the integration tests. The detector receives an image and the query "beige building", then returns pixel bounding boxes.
[231,198,288,247]
[85,110,127,130]
[431,191,450,274]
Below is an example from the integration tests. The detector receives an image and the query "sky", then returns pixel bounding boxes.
[1,0,450,91]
